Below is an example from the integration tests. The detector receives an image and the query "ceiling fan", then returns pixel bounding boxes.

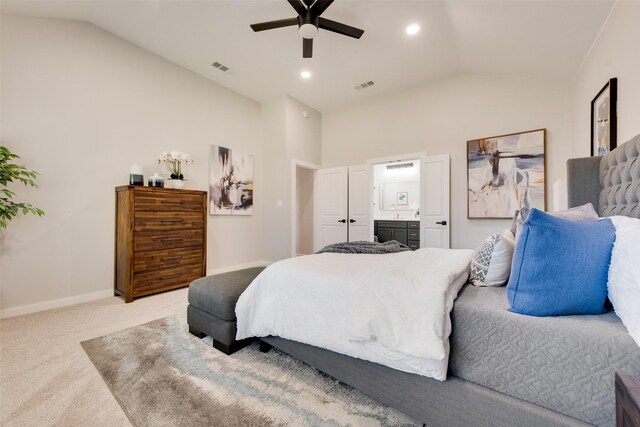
[250,0,364,58]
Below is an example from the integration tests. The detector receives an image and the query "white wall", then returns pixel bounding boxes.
[322,73,572,249]
[0,15,264,314]
[261,97,288,261]
[572,1,640,155]
[262,95,321,261]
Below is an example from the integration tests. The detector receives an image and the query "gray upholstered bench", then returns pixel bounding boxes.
[187,267,265,354]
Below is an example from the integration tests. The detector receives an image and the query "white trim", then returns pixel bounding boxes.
[206,260,272,276]
[0,289,114,319]
[0,260,273,319]
[366,152,427,167]
[291,159,320,258]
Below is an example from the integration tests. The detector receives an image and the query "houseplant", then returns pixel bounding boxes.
[158,150,194,189]
[0,146,44,229]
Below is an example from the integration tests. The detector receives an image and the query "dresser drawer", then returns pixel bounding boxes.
[408,240,420,251]
[134,211,204,232]
[408,221,420,229]
[133,246,203,273]
[134,229,204,252]
[133,264,204,295]
[135,193,204,212]
[408,230,420,240]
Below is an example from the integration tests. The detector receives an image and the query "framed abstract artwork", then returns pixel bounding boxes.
[209,145,254,216]
[396,192,408,205]
[467,129,546,219]
[591,78,617,157]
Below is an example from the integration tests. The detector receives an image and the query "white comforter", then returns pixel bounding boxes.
[609,216,640,347]
[236,248,474,380]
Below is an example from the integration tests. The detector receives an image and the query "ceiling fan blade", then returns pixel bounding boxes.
[287,0,307,16]
[318,17,364,39]
[303,38,313,58]
[310,0,334,17]
[250,17,299,32]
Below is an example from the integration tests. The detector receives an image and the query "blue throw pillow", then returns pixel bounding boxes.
[506,208,615,316]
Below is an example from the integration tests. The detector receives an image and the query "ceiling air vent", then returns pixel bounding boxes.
[212,61,230,72]
[354,80,375,90]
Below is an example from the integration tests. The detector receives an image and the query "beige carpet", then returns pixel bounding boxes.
[0,288,190,426]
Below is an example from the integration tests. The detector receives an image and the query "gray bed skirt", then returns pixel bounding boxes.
[262,336,589,427]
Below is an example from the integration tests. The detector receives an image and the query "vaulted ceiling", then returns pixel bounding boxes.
[1,0,615,112]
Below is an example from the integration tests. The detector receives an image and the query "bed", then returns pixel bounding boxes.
[244,135,640,427]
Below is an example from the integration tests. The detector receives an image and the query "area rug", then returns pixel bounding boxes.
[81,316,419,427]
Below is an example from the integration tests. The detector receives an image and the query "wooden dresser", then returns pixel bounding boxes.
[617,373,640,427]
[115,186,207,303]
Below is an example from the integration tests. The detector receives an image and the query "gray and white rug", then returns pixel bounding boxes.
[81,316,419,426]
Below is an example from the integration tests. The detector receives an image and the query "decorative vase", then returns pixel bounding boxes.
[170,179,184,189]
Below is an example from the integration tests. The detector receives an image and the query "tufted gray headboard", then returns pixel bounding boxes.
[567,134,640,218]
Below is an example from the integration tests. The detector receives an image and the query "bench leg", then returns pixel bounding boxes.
[189,326,206,339]
[259,340,273,353]
[213,339,232,354]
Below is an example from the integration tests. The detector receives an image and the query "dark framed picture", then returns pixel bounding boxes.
[467,128,546,219]
[396,192,408,205]
[591,78,617,157]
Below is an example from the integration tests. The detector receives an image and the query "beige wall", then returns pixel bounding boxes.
[572,1,640,155]
[0,15,264,315]
[295,167,314,255]
[322,73,573,249]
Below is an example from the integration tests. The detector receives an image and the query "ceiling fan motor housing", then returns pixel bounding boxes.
[299,13,319,39]
[250,0,364,58]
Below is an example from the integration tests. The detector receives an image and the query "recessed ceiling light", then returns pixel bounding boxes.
[300,71,311,79]
[406,24,420,35]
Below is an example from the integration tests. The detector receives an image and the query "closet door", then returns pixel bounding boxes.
[421,154,450,248]
[314,167,348,251]
[347,165,371,242]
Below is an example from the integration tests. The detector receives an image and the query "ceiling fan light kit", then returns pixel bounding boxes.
[299,23,318,39]
[250,0,364,58]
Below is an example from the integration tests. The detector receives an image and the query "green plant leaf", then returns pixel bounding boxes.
[0,146,44,228]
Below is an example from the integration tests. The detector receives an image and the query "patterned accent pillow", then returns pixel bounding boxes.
[470,229,515,287]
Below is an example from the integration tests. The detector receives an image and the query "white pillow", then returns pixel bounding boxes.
[608,216,640,347]
[470,229,515,287]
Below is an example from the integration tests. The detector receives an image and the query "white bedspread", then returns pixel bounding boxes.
[236,248,474,380]
[609,216,640,348]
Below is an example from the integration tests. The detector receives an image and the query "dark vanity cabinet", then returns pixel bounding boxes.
[374,220,420,250]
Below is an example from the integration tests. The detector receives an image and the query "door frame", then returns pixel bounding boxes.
[291,159,321,258]
[366,152,427,244]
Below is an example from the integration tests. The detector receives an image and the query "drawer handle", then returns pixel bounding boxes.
[161,256,183,261]
[158,237,183,242]
[160,219,184,223]
[159,273,182,281]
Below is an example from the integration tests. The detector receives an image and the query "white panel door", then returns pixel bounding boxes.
[421,154,450,248]
[347,165,371,242]
[314,167,348,252]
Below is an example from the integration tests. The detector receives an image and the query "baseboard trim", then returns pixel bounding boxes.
[1,260,274,319]
[0,289,114,320]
